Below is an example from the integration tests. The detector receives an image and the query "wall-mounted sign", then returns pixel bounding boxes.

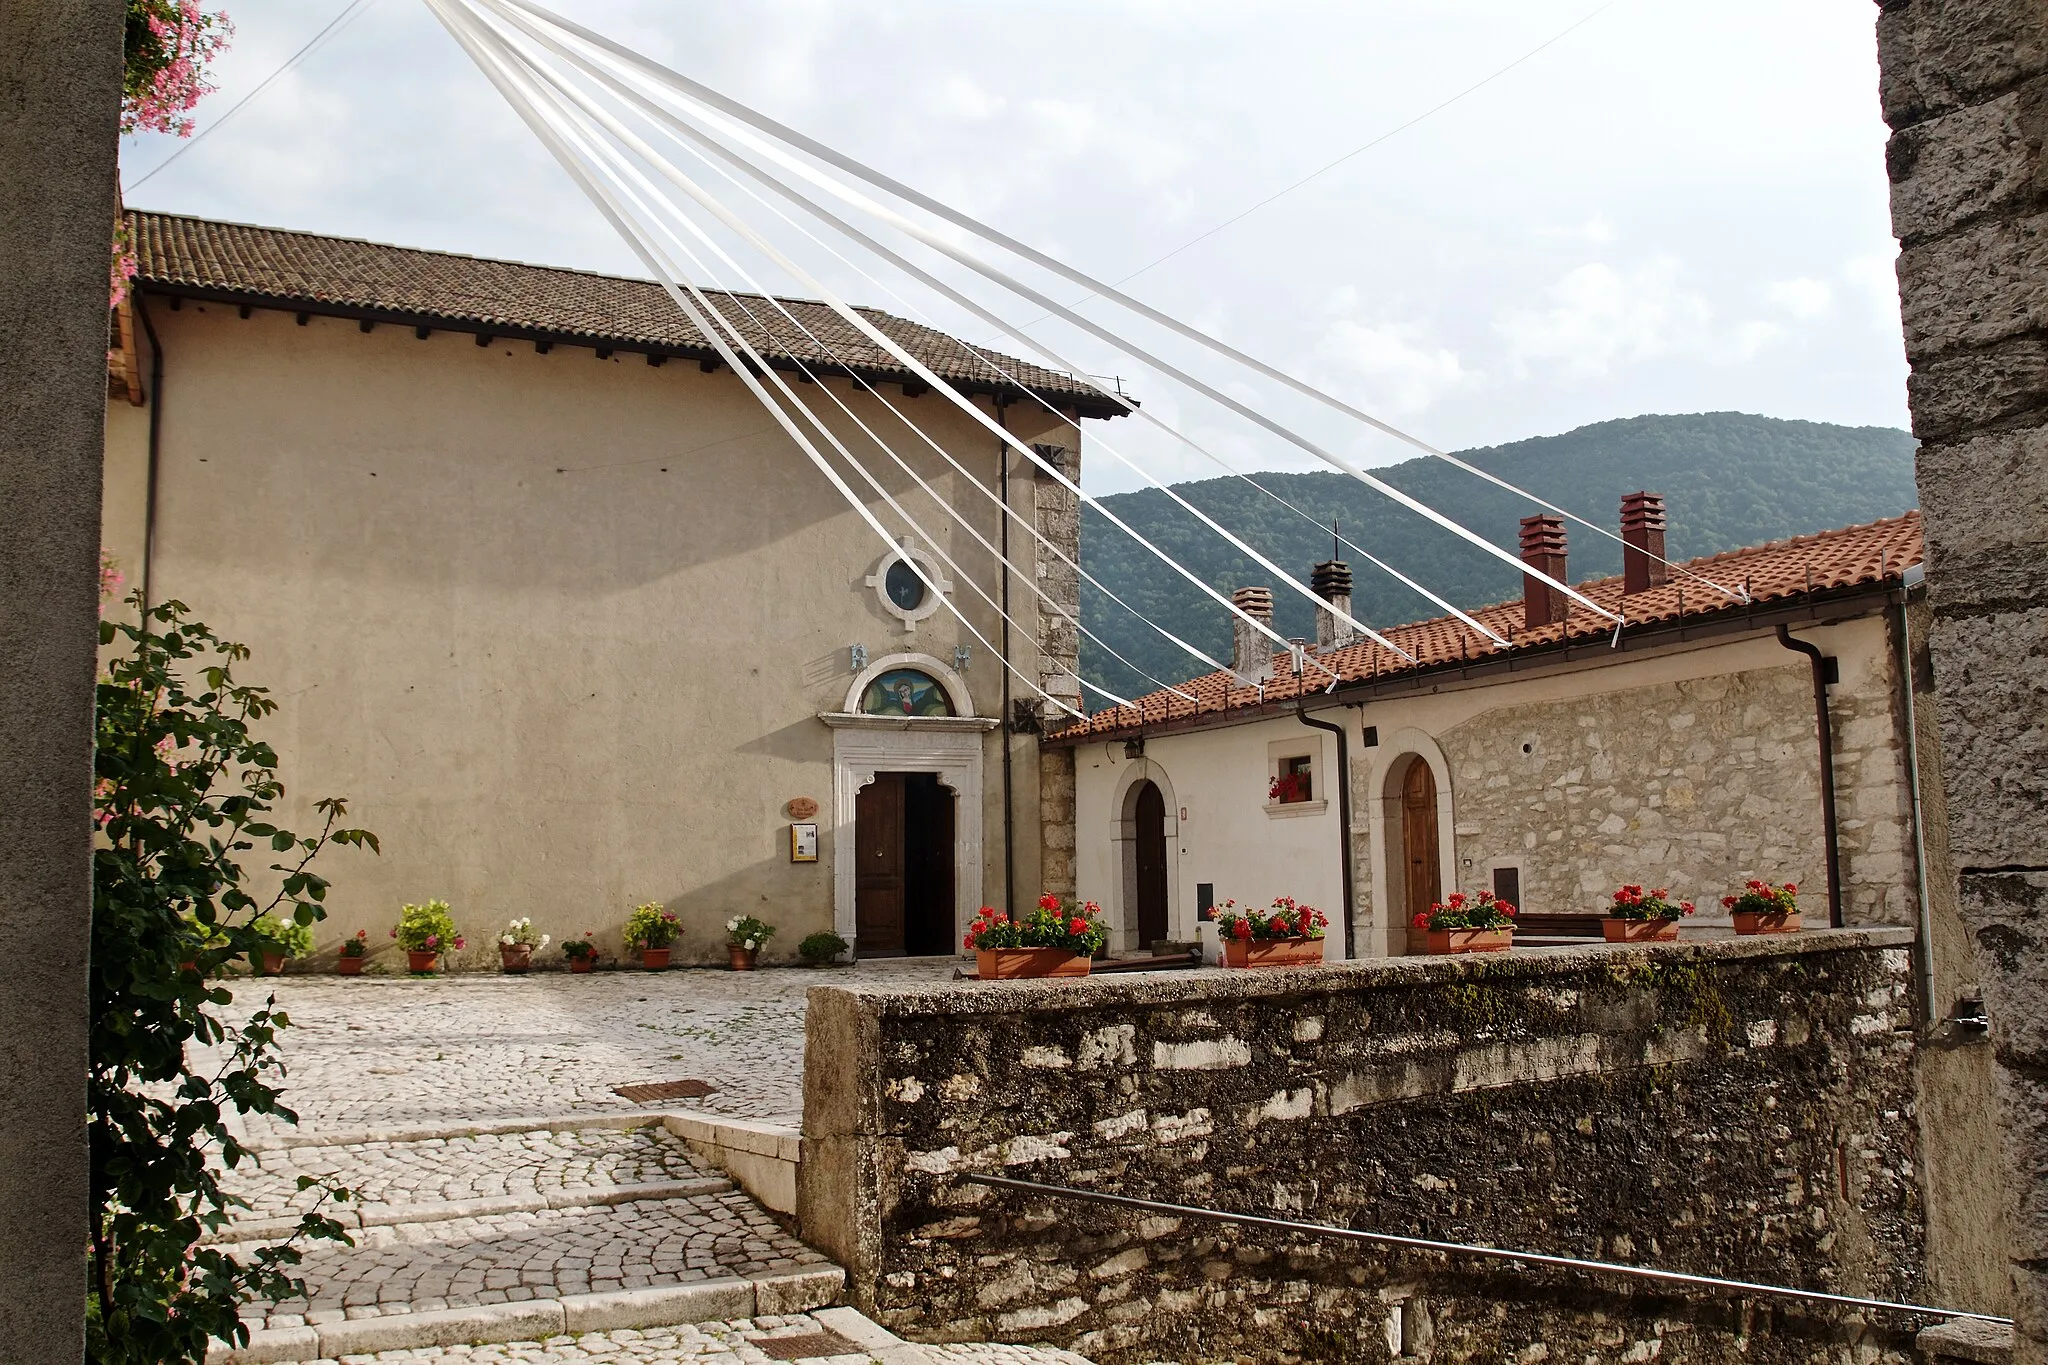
[787,797,819,821]
[790,822,819,863]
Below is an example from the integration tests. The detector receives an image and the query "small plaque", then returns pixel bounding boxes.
[790,821,819,862]
[787,796,819,820]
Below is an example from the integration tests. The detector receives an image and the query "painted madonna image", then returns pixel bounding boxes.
[859,669,955,717]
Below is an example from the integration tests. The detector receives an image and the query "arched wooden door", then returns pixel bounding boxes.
[1133,781,1169,949]
[1401,758,1441,950]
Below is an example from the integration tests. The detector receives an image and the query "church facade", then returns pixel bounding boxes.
[102,210,1122,966]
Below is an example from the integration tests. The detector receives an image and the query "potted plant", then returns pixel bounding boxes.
[966,894,1107,979]
[337,928,370,976]
[1217,896,1329,967]
[1603,885,1695,942]
[1269,770,1311,805]
[624,902,680,969]
[1415,890,1516,953]
[498,917,549,973]
[1724,880,1800,935]
[725,915,776,970]
[798,931,850,967]
[562,931,599,973]
[392,899,464,974]
[251,914,313,975]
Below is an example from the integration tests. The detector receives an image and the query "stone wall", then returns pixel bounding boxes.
[1425,648,1916,927]
[1877,3,2048,1358]
[801,930,1929,1364]
[1034,441,1083,899]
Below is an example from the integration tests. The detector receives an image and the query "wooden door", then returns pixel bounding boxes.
[855,773,906,955]
[1401,759,1440,952]
[1133,781,1169,948]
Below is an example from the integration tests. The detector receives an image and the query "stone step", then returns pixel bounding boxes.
[213,1183,840,1364]
[220,1306,1099,1364]
[212,1120,726,1241]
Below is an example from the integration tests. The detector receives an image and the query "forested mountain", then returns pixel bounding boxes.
[1076,412,1918,704]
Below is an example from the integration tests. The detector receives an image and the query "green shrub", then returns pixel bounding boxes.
[251,913,314,959]
[624,901,680,950]
[393,899,461,954]
[798,931,849,965]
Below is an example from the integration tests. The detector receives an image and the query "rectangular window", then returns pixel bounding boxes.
[1197,883,1215,921]
[1272,754,1314,805]
[1492,865,1522,909]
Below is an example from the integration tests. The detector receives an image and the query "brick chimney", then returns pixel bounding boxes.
[1620,491,1669,594]
[1519,514,1568,629]
[1230,585,1275,682]
[1311,557,1356,651]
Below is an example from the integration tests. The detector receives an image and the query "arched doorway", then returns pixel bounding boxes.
[1132,780,1169,949]
[1400,757,1441,954]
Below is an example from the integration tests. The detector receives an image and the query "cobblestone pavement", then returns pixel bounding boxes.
[204,961,958,1140]
[261,1314,1096,1363]
[250,1186,829,1332]
[220,1125,714,1219]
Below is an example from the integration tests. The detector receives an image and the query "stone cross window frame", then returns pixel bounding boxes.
[865,538,951,634]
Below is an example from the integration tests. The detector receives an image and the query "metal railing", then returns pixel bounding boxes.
[962,1173,2011,1326]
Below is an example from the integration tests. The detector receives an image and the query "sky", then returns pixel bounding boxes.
[121,0,1909,495]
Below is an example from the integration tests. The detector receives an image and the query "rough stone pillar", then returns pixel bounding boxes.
[0,4,126,1362]
[1033,439,1082,899]
[1876,2,2048,1357]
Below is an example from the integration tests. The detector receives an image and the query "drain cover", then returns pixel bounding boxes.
[749,1330,862,1360]
[613,1079,716,1103]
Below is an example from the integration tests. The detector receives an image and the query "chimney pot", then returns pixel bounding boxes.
[1519,514,1568,629]
[1230,585,1275,682]
[1620,491,1669,594]
[1311,558,1356,651]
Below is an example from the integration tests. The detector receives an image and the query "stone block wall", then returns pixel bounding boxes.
[1035,440,1082,898]
[801,931,1928,1363]
[1878,3,2048,1357]
[1428,655,1916,926]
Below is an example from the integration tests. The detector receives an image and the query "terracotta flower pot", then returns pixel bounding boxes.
[1733,910,1801,935]
[1602,917,1679,943]
[1222,936,1326,968]
[337,955,365,976]
[500,944,533,974]
[256,951,287,976]
[568,955,595,974]
[641,947,671,970]
[975,947,1091,980]
[729,945,758,971]
[406,949,440,974]
[1425,927,1514,954]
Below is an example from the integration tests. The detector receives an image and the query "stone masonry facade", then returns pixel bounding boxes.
[1036,443,1082,899]
[1413,655,1918,927]
[1878,2,2048,1358]
[800,931,1925,1364]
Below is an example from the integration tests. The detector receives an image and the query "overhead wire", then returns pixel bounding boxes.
[485,0,1639,622]
[123,0,384,193]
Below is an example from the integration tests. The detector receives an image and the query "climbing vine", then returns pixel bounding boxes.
[89,596,375,1364]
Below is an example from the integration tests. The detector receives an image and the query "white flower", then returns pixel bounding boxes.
[726,918,740,931]
[745,938,758,950]
[500,934,514,946]
[539,934,551,948]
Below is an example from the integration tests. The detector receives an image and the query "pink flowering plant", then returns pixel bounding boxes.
[1607,884,1695,922]
[123,0,234,137]
[1217,896,1330,943]
[964,893,1107,956]
[624,901,681,951]
[1722,880,1797,916]
[1414,890,1516,932]
[392,899,463,954]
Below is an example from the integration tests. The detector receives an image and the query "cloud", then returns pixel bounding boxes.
[1317,316,1469,415]
[1495,258,1713,380]
[1766,276,1833,319]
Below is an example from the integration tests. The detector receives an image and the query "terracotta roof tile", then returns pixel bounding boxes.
[125,209,1125,414]
[1061,512,1924,740]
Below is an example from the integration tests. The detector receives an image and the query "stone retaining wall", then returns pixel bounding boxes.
[800,930,1927,1363]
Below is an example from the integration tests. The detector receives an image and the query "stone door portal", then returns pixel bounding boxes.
[1133,780,1169,949]
[855,771,956,957]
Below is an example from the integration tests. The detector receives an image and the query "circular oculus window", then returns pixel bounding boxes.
[884,558,927,612]
[866,542,950,631]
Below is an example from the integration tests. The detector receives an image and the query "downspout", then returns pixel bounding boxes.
[135,292,165,627]
[1296,705,1354,959]
[1893,567,1937,1026]
[1776,624,1844,928]
[995,398,1015,917]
